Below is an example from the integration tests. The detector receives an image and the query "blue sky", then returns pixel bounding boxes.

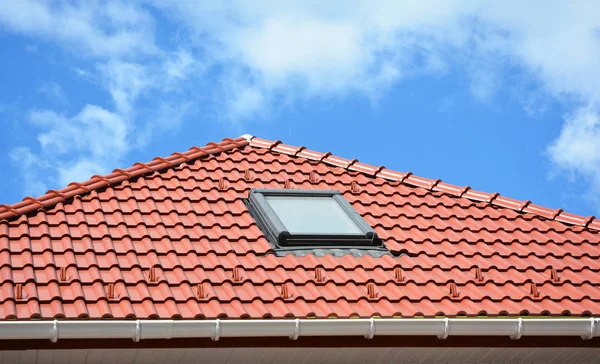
[1,1,600,216]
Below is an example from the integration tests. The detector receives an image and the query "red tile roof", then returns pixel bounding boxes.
[1,135,599,320]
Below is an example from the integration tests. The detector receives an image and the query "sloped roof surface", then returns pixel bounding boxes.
[1,136,600,320]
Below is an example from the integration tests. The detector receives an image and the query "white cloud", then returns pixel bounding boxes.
[74,68,91,79]
[154,1,600,113]
[36,82,67,105]
[33,106,128,159]
[164,49,197,83]
[224,81,268,122]
[234,16,366,91]
[97,61,153,116]
[57,160,107,187]
[0,0,157,58]
[547,107,600,197]
[9,147,49,196]
[25,105,129,187]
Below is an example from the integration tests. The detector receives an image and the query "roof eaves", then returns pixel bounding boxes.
[0,136,249,222]
[248,137,600,232]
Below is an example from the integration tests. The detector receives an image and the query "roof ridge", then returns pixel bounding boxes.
[247,136,600,232]
[0,137,249,221]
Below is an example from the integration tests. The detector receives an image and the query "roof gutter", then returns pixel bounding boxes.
[0,318,597,342]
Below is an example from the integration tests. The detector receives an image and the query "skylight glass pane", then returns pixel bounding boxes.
[265,195,362,234]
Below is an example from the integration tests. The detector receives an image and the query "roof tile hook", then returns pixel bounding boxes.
[550,268,559,283]
[148,267,157,283]
[15,284,23,300]
[107,283,116,299]
[232,267,243,282]
[243,169,252,182]
[448,282,459,298]
[283,179,294,189]
[314,268,325,283]
[474,267,484,283]
[281,283,291,299]
[530,283,540,298]
[350,181,360,193]
[366,283,377,299]
[308,171,319,183]
[59,267,68,282]
[393,268,403,283]
[197,284,206,299]
[217,178,227,191]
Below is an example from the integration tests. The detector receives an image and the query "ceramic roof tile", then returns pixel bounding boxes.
[1,136,599,319]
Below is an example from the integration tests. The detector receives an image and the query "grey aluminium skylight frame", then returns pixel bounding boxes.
[247,188,384,251]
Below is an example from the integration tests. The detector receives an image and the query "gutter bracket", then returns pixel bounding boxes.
[133,320,141,342]
[50,320,58,343]
[437,318,449,339]
[582,317,597,340]
[364,317,375,339]
[510,318,523,340]
[212,319,221,341]
[290,318,300,340]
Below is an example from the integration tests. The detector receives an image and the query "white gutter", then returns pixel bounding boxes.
[0,318,597,342]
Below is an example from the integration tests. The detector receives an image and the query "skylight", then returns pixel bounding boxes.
[265,195,363,234]
[247,189,384,252]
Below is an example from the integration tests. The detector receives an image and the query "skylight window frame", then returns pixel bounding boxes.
[247,188,384,251]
